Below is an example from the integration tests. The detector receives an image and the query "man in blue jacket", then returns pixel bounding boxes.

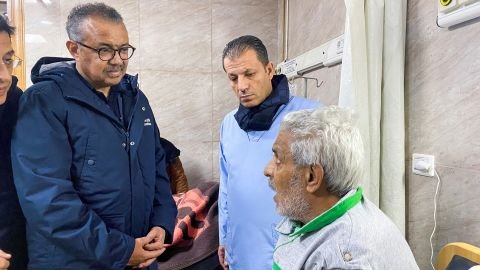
[0,15,27,270]
[217,35,319,270]
[11,3,176,269]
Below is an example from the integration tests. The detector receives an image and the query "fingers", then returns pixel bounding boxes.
[144,248,164,259]
[143,227,165,245]
[218,253,224,265]
[137,257,156,269]
[0,257,10,270]
[129,228,167,268]
[135,236,150,247]
[143,227,166,251]
[134,249,164,269]
[0,250,10,259]
[136,234,157,247]
[141,233,156,245]
[144,241,164,251]
[218,246,229,270]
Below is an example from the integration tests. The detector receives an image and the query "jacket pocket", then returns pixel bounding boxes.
[79,133,98,180]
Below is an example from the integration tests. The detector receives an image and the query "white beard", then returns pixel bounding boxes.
[276,171,311,222]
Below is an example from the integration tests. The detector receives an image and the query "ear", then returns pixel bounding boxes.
[265,61,274,80]
[66,40,80,60]
[305,164,324,194]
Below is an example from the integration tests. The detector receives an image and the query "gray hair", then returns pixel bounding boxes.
[222,35,269,70]
[281,106,364,196]
[66,2,123,41]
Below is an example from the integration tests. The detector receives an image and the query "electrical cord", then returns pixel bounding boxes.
[430,169,441,270]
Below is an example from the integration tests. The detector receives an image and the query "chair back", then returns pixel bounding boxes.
[437,242,480,270]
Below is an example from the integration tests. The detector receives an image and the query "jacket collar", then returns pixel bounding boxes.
[234,74,290,131]
[32,57,139,126]
[32,56,139,98]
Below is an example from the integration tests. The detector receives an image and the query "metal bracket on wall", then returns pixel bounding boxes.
[292,76,324,98]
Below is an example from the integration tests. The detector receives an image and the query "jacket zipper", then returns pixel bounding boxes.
[124,90,139,236]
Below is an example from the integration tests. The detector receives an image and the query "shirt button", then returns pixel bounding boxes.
[343,252,352,262]
[142,107,146,111]
[130,141,135,146]
[87,159,95,165]
[122,143,126,147]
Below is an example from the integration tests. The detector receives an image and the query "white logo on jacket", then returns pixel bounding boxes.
[144,118,152,126]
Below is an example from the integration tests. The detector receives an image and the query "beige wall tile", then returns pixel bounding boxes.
[139,0,211,72]
[287,0,346,58]
[212,3,279,72]
[212,0,276,5]
[176,141,213,187]
[139,70,213,143]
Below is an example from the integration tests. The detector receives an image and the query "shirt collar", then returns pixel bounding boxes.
[277,187,363,237]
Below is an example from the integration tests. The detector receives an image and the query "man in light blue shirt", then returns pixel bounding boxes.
[218,35,319,270]
[264,106,419,270]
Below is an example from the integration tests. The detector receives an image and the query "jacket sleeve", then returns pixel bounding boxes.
[11,87,134,269]
[218,121,229,246]
[149,123,177,243]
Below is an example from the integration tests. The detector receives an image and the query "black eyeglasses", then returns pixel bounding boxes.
[74,40,136,61]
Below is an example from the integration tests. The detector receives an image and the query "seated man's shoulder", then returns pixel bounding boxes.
[346,199,403,238]
[333,200,418,268]
[289,95,321,109]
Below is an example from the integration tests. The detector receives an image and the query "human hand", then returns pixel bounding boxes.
[143,226,166,252]
[127,235,164,268]
[137,226,167,268]
[218,245,229,270]
[0,250,11,270]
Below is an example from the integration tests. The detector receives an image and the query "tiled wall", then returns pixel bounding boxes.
[24,0,279,187]
[405,1,480,269]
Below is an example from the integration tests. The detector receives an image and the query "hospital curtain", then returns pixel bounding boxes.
[339,0,407,234]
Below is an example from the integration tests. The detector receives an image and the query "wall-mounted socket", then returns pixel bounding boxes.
[412,153,435,177]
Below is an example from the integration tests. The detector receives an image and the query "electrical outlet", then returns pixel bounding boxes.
[412,153,435,177]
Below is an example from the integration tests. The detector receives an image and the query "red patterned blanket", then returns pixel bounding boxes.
[157,181,219,270]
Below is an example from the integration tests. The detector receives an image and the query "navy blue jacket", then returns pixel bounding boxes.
[0,76,28,270]
[11,58,177,269]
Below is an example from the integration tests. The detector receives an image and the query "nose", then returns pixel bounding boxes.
[0,63,11,83]
[109,50,124,65]
[237,75,248,93]
[264,159,273,178]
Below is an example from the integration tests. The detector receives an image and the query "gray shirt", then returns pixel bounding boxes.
[273,189,419,270]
